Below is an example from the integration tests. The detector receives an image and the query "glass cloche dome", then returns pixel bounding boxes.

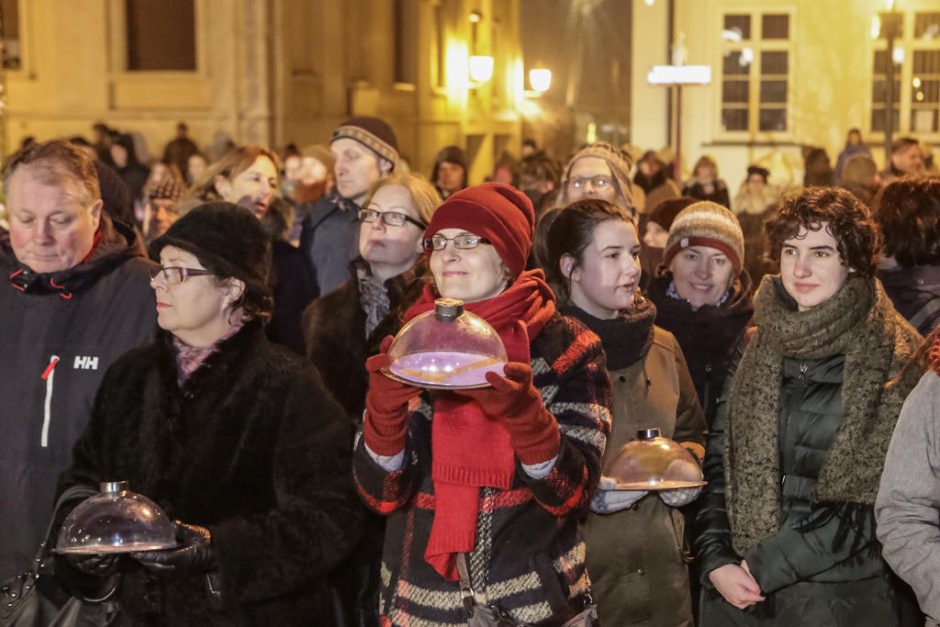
[383,298,507,389]
[607,428,705,490]
[56,481,177,554]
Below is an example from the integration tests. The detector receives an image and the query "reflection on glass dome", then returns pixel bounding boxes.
[384,298,507,389]
[607,428,705,490]
[56,481,177,554]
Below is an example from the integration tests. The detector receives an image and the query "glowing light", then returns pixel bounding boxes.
[647,65,712,85]
[885,0,895,10]
[469,55,494,83]
[893,45,905,65]
[740,47,754,66]
[469,10,482,23]
[520,99,542,117]
[529,68,552,92]
[644,0,655,5]
[871,15,881,39]
[913,76,922,88]
[586,122,597,144]
[916,91,925,102]
[722,28,743,42]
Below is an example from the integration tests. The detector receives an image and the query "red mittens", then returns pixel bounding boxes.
[363,337,422,455]
[457,362,560,465]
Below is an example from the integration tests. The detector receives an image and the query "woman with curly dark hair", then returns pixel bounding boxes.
[874,176,940,335]
[694,187,924,626]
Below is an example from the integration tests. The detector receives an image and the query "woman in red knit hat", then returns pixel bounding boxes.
[353,182,611,626]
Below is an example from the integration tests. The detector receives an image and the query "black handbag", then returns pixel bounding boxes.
[0,485,116,627]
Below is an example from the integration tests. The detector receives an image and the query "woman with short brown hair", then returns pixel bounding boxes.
[695,187,923,626]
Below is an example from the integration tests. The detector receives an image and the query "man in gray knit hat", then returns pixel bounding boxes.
[557,141,636,216]
[300,116,400,297]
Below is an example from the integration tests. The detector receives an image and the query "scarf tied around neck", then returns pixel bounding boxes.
[401,269,557,580]
[723,275,922,555]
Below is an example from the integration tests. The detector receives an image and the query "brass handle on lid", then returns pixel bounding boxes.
[434,298,464,321]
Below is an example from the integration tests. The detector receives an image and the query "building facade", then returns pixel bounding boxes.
[631,0,940,188]
[0,0,523,182]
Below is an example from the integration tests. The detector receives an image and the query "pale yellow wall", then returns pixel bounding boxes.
[630,0,940,189]
[631,0,671,153]
[4,0,263,162]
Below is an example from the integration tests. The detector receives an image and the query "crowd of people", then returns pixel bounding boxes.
[0,116,938,627]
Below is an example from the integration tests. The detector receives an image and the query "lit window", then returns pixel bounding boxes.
[870,11,940,136]
[720,12,791,135]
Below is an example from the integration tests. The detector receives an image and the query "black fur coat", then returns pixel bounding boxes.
[56,321,363,626]
[303,262,425,425]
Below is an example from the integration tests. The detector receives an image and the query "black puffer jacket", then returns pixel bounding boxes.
[694,350,900,626]
[646,272,753,427]
[56,322,363,625]
[0,216,156,576]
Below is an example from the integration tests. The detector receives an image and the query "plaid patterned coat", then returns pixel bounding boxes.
[353,312,612,626]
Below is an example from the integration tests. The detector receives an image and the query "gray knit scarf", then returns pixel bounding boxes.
[725,274,922,554]
[357,265,392,338]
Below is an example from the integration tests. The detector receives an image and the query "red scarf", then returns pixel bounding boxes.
[402,270,556,580]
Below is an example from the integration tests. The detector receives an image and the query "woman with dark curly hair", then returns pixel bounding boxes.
[694,187,924,626]
[874,176,940,335]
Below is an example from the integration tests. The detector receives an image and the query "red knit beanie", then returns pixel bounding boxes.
[424,182,535,279]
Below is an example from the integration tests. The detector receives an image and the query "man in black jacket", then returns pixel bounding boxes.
[0,140,157,576]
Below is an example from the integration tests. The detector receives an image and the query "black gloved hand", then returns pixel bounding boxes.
[131,522,216,574]
[66,552,121,577]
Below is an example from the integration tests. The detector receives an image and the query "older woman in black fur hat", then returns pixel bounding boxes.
[55,202,363,625]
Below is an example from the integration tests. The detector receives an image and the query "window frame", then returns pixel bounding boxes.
[868,8,940,140]
[715,7,795,142]
[107,0,205,77]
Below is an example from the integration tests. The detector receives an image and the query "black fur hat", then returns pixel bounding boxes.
[150,202,272,314]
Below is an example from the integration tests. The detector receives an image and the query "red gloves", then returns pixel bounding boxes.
[363,337,422,455]
[457,362,561,465]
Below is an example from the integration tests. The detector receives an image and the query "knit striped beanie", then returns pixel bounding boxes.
[331,116,399,171]
[663,201,744,275]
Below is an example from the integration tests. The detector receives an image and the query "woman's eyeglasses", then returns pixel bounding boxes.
[568,175,613,190]
[423,234,491,252]
[149,266,216,285]
[358,208,427,229]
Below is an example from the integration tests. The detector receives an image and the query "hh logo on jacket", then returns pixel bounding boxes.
[73,355,99,370]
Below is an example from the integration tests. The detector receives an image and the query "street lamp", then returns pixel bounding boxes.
[529,68,552,93]
[469,55,494,83]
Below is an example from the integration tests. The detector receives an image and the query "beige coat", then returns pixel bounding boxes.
[583,326,706,627]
